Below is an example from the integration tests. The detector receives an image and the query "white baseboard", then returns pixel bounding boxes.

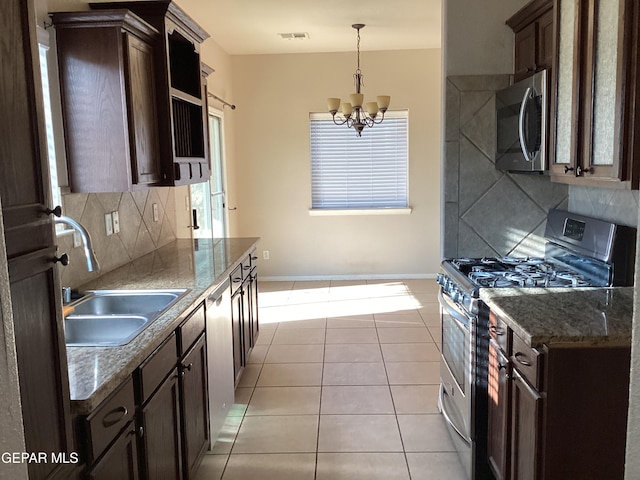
[259,273,437,282]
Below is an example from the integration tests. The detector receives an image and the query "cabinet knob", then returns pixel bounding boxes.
[46,205,62,217]
[564,166,574,174]
[184,362,193,372]
[54,253,70,266]
[576,165,592,175]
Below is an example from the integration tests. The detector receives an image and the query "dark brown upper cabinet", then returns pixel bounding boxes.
[550,0,640,188]
[91,1,212,187]
[507,0,555,82]
[52,11,164,193]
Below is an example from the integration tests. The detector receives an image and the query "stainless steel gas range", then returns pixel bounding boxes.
[436,209,636,480]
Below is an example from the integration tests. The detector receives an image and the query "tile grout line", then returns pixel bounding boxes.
[373,293,414,480]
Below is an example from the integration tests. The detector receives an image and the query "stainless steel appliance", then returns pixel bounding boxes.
[496,69,548,172]
[437,209,636,479]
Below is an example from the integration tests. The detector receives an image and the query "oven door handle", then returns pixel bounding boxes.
[438,290,471,331]
[438,384,471,446]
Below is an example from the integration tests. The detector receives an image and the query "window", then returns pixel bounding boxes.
[310,110,409,212]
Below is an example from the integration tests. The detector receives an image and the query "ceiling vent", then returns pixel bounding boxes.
[278,32,310,40]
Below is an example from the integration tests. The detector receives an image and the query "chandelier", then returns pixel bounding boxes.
[327,24,391,137]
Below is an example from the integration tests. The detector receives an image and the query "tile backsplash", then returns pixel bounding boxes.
[57,188,177,288]
[444,75,569,259]
[568,185,639,228]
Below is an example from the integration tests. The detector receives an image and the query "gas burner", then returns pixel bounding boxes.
[451,258,477,269]
[501,256,546,265]
[480,257,501,264]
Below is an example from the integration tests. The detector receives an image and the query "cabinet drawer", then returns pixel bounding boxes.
[511,332,542,390]
[179,302,205,355]
[249,250,258,268]
[84,376,136,464]
[230,263,243,295]
[489,312,510,353]
[137,332,178,404]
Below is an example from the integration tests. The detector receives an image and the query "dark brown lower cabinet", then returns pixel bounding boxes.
[87,424,139,480]
[231,285,244,386]
[180,334,209,479]
[139,369,183,480]
[487,312,631,480]
[510,369,542,480]
[487,340,510,480]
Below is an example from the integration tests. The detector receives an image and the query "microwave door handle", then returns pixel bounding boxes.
[518,86,533,162]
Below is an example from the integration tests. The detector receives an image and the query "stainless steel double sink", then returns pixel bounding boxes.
[65,289,188,347]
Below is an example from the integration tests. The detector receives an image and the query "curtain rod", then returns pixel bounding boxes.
[207,92,236,110]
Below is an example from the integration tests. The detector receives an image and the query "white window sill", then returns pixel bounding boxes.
[308,208,412,217]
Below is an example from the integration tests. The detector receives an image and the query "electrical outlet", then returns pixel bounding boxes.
[112,211,120,233]
[104,213,113,236]
[263,250,270,260]
[152,203,159,222]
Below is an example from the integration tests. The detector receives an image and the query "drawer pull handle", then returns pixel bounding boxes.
[489,325,505,336]
[102,406,128,428]
[514,352,532,366]
[184,362,193,372]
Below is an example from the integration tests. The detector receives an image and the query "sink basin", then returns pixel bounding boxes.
[65,289,188,347]
[65,315,150,347]
[71,289,186,316]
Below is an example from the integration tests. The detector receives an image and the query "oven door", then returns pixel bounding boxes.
[439,289,473,445]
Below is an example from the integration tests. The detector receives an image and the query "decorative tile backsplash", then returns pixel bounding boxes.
[444,75,569,259]
[56,188,178,288]
[568,186,639,228]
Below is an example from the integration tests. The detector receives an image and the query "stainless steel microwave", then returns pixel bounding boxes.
[495,69,548,172]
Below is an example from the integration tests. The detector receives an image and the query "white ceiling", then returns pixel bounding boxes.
[175,0,442,55]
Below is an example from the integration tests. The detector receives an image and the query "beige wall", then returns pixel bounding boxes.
[444,0,527,75]
[229,49,441,278]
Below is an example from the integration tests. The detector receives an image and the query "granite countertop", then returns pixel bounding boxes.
[480,287,635,348]
[66,237,259,415]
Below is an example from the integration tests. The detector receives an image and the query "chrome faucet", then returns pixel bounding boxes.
[55,216,100,272]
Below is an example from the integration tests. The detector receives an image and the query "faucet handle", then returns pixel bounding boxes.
[46,205,62,217]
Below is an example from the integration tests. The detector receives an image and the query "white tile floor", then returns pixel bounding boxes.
[195,279,467,480]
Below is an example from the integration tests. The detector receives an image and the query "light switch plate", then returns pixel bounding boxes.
[112,211,120,233]
[104,213,113,236]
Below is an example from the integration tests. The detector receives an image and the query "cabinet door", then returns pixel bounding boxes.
[488,340,510,480]
[248,268,259,345]
[537,8,554,71]
[510,369,542,480]
[552,0,639,186]
[87,424,139,480]
[125,34,162,186]
[180,334,210,479]
[231,289,244,385]
[241,278,252,358]
[1,1,75,479]
[514,22,537,82]
[205,288,235,446]
[140,370,183,480]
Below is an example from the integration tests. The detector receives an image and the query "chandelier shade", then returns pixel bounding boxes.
[327,24,391,137]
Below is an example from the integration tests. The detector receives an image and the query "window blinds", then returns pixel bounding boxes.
[310,110,409,210]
